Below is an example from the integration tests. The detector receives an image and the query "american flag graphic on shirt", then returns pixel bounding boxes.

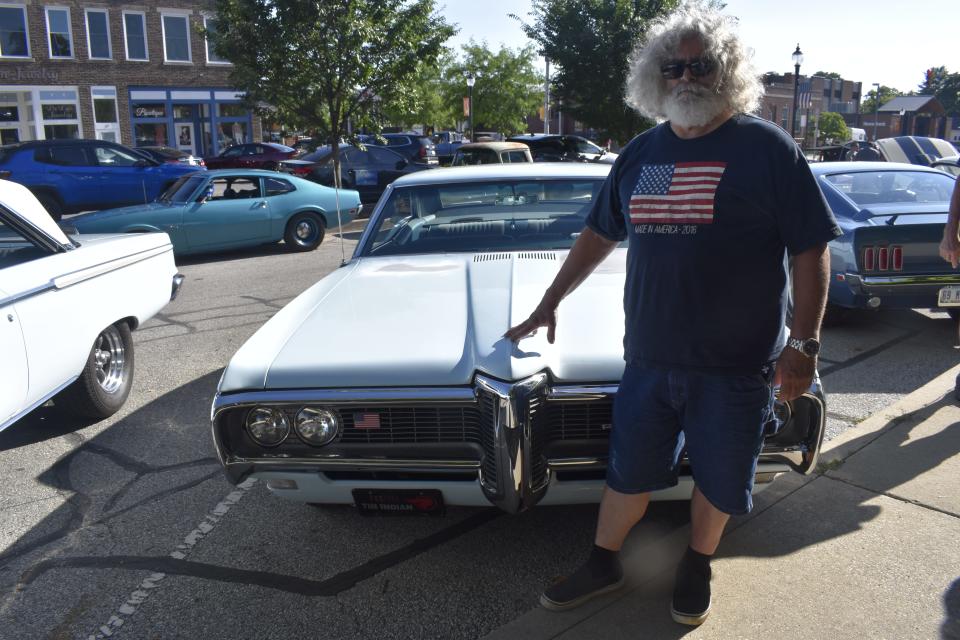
[629,162,726,225]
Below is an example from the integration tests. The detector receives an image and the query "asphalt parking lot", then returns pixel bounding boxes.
[1,221,957,639]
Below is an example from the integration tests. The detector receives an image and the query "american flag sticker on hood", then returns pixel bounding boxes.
[629,162,726,224]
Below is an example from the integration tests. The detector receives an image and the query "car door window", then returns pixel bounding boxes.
[243,145,260,156]
[264,177,295,196]
[573,138,601,154]
[367,147,398,166]
[209,177,262,201]
[42,146,93,166]
[0,218,50,268]
[94,145,142,167]
[221,146,244,158]
[505,150,528,163]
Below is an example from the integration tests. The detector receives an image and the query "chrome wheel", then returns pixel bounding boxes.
[93,325,126,394]
[296,219,316,242]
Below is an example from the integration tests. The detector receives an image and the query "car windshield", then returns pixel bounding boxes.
[823,170,956,206]
[158,174,206,203]
[361,178,610,257]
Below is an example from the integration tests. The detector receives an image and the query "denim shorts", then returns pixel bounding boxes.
[606,363,775,515]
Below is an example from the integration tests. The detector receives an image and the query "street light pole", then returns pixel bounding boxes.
[790,44,803,140]
[466,73,475,142]
[872,82,880,141]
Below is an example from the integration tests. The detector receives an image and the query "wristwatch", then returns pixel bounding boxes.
[786,336,821,358]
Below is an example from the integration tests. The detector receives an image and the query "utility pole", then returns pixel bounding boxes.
[544,58,550,135]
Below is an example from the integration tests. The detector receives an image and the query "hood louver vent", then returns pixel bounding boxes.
[473,253,511,262]
[517,252,557,260]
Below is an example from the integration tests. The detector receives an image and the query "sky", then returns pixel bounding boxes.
[440,0,959,93]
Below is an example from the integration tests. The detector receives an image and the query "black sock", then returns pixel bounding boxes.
[588,544,622,577]
[682,547,712,572]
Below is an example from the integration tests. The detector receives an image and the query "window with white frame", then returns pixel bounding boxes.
[85,9,111,59]
[203,14,229,64]
[0,5,29,58]
[45,6,74,59]
[122,11,147,61]
[161,11,191,63]
[91,86,120,143]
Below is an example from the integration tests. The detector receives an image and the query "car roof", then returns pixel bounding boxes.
[458,142,530,151]
[392,162,611,187]
[808,161,946,175]
[202,168,305,178]
[507,133,583,141]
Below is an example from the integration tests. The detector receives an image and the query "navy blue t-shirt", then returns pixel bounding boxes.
[586,114,841,374]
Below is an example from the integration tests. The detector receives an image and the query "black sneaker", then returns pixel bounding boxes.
[540,558,625,611]
[671,551,711,625]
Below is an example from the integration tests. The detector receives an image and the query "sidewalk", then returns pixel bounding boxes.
[484,366,960,640]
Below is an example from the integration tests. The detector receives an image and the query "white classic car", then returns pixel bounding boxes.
[1,180,182,431]
[212,164,825,515]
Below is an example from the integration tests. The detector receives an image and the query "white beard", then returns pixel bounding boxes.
[662,82,727,128]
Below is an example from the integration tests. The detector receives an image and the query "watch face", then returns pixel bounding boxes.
[802,339,821,356]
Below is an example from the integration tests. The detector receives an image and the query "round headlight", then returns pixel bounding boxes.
[295,407,340,446]
[245,407,290,446]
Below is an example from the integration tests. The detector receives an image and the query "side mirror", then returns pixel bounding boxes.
[395,160,407,170]
[198,185,214,203]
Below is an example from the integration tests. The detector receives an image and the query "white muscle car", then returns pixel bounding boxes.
[1,180,182,431]
[212,164,825,515]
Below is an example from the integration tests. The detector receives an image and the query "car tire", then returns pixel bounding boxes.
[58,322,135,419]
[284,212,325,251]
[34,191,63,221]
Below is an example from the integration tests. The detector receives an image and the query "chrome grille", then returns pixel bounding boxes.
[478,390,499,494]
[528,393,548,488]
[337,406,482,444]
[547,401,614,440]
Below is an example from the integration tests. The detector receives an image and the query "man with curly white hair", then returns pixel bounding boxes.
[506,2,840,625]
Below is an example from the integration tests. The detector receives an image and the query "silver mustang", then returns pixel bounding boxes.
[211,164,825,515]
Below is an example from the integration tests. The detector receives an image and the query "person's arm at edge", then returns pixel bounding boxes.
[939,178,960,268]
[503,227,618,344]
[775,242,829,401]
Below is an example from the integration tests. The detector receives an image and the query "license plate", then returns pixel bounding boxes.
[938,286,960,307]
[352,489,445,517]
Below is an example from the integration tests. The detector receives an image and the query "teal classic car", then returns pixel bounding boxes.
[70,170,361,254]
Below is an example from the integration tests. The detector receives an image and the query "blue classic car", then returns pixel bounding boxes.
[810,161,959,319]
[70,170,361,254]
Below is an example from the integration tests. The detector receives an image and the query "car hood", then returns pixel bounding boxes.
[71,202,177,225]
[220,250,628,391]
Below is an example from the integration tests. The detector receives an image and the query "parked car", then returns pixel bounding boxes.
[70,170,361,255]
[931,154,960,177]
[0,139,200,221]
[135,146,205,167]
[811,161,960,320]
[211,163,826,515]
[280,144,433,205]
[203,143,298,171]
[1,180,182,431]
[431,131,466,164]
[874,136,958,165]
[365,132,438,165]
[451,142,533,166]
[506,133,618,164]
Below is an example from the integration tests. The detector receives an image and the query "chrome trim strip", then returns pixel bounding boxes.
[547,457,606,469]
[857,273,960,286]
[213,387,477,416]
[52,244,173,289]
[219,457,479,484]
[0,282,57,308]
[547,385,618,400]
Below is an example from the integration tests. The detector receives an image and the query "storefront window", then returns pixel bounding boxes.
[41,104,78,120]
[135,123,167,147]
[44,124,80,139]
[132,104,166,118]
[0,6,28,57]
[173,105,194,119]
[94,98,117,124]
[218,104,246,118]
[218,121,248,147]
[0,106,18,122]
[1,129,18,144]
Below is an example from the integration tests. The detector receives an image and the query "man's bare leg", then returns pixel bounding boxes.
[595,485,651,550]
[672,485,729,625]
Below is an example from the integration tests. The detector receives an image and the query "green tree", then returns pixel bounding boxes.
[440,41,543,137]
[816,111,849,145]
[208,0,454,186]
[931,70,960,114]
[813,71,843,79]
[918,66,949,94]
[381,49,461,131]
[860,85,902,114]
[513,0,679,144]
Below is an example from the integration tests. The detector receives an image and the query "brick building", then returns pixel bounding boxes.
[759,73,861,143]
[0,0,260,156]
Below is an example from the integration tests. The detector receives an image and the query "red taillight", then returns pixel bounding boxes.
[892,245,903,271]
[294,166,312,176]
[863,246,875,271]
[198,159,205,167]
[419,146,427,158]
[877,246,889,271]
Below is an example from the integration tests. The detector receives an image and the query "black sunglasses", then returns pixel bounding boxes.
[659,58,716,80]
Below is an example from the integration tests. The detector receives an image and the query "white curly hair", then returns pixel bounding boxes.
[625,2,762,121]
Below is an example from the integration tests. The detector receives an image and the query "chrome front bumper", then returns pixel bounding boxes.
[212,374,825,513]
[171,273,185,301]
